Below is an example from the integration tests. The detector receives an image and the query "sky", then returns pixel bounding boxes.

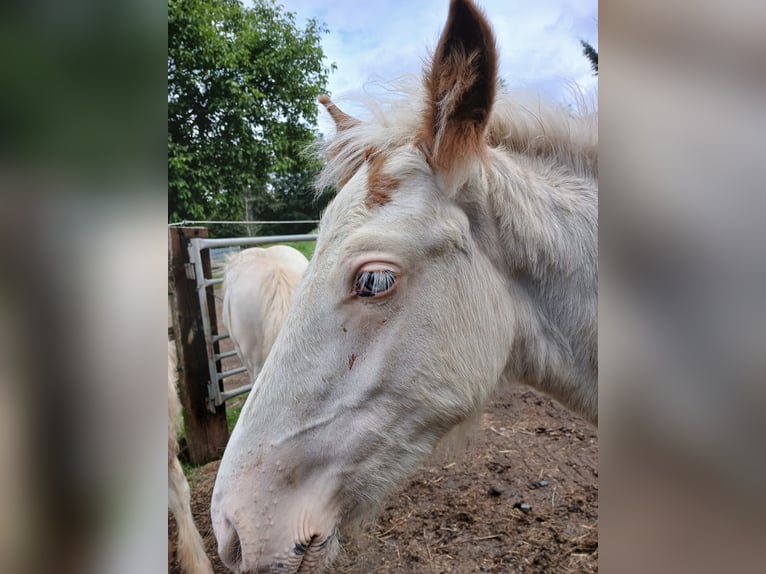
[275,0,598,134]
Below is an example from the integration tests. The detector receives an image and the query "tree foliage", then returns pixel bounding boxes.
[168,0,335,234]
[580,39,598,76]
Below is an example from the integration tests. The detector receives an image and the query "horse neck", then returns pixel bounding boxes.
[467,155,598,424]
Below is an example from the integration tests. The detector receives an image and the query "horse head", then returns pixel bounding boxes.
[212,1,597,572]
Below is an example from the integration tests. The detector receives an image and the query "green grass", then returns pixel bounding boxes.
[180,457,196,475]
[278,240,316,260]
[178,394,248,475]
[226,393,248,433]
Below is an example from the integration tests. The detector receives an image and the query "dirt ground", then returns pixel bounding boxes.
[170,387,598,573]
[169,286,597,573]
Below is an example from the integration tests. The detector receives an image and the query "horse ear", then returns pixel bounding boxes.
[318,95,364,189]
[419,0,497,180]
[319,95,360,131]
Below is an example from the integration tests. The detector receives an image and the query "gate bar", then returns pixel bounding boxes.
[196,234,318,250]
[188,238,221,411]
[188,233,317,408]
[220,384,254,402]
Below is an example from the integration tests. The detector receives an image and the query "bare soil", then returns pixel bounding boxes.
[169,384,598,573]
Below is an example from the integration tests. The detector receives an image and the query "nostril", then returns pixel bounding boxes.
[218,519,243,570]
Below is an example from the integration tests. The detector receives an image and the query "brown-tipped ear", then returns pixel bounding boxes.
[318,94,360,131]
[419,0,497,177]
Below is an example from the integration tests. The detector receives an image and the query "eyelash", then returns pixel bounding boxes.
[354,269,397,298]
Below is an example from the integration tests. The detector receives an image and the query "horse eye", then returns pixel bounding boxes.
[354,269,397,298]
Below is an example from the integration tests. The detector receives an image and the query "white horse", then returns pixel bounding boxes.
[212,1,597,572]
[168,341,214,574]
[221,245,309,382]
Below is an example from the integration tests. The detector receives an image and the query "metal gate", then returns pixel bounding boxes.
[186,233,317,412]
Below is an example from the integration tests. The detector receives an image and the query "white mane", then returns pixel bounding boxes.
[222,246,308,381]
[316,81,597,193]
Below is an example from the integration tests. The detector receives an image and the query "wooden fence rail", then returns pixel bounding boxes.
[168,226,228,465]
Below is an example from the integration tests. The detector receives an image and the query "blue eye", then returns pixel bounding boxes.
[354,269,397,297]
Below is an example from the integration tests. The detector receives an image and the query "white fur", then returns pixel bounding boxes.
[212,3,597,572]
[221,245,309,381]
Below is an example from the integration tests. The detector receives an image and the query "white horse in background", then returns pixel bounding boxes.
[168,341,213,574]
[221,245,309,382]
[212,1,597,572]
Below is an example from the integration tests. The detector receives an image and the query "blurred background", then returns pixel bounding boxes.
[600,0,766,571]
[1,0,764,572]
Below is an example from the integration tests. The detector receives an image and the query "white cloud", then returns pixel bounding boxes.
[277,0,598,133]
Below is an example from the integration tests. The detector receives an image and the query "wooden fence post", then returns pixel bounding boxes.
[168,226,228,465]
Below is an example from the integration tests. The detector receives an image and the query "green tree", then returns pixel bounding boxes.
[580,39,598,76]
[168,0,335,233]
